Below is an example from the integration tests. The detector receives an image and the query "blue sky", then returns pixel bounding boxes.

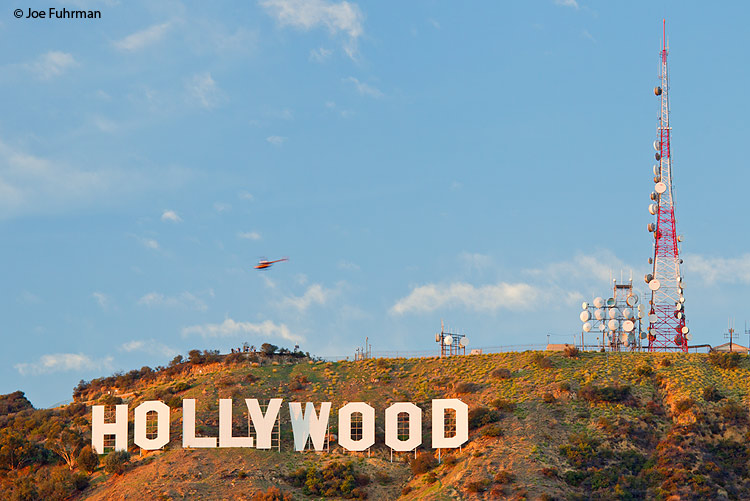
[2,0,750,407]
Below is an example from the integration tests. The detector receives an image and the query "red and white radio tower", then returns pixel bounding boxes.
[645,20,689,352]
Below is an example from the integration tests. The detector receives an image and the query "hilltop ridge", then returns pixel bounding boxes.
[1,350,750,499]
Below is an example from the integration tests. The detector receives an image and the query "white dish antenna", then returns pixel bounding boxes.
[606,298,616,307]
[653,165,659,176]
[594,309,605,320]
[623,320,635,332]
[599,323,606,332]
[655,182,667,194]
[679,296,685,303]
[648,279,661,291]
[648,313,658,323]
[608,308,620,319]
[580,311,591,322]
[583,322,592,332]
[681,326,690,334]
[675,312,683,320]
[435,333,441,343]
[620,332,629,344]
[459,337,469,347]
[443,335,453,346]
[653,140,660,151]
[640,331,647,339]
[675,303,682,311]
[608,319,619,331]
[593,297,604,308]
[626,293,638,307]
[685,332,692,341]
[581,301,589,310]
[637,304,647,314]
[649,204,658,215]
[622,308,633,319]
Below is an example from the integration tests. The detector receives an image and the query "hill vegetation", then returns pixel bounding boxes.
[2,348,750,499]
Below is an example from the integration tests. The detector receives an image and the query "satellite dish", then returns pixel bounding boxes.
[650,192,658,201]
[648,313,658,323]
[648,223,656,232]
[644,273,653,283]
[622,308,633,319]
[653,140,660,151]
[675,311,683,320]
[648,257,653,264]
[459,337,469,347]
[685,332,692,341]
[628,332,636,344]
[653,165,659,176]
[679,296,685,303]
[681,326,689,334]
[594,309,605,320]
[649,204,658,215]
[638,304,646,314]
[626,294,638,307]
[623,320,635,332]
[655,152,661,161]
[638,311,644,319]
[654,175,661,183]
[640,331,647,339]
[606,298,616,307]
[580,311,591,322]
[443,335,453,346]
[655,182,667,194]
[583,322,592,332]
[648,279,661,291]
[675,303,682,311]
[435,333,441,343]
[655,86,662,96]
[581,301,589,310]
[599,323,606,332]
[593,297,604,308]
[677,235,683,242]
[674,334,683,346]
[608,308,620,319]
[620,332,629,344]
[608,319,619,331]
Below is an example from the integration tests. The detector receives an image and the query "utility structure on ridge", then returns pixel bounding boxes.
[645,20,689,352]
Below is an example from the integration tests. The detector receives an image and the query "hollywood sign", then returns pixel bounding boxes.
[92,398,468,454]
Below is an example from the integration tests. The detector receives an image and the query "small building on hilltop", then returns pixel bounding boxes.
[711,342,749,354]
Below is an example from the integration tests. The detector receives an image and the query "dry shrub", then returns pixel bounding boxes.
[492,368,512,379]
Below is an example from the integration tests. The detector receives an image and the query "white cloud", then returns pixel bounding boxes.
[338,260,360,271]
[28,51,77,79]
[161,209,182,223]
[182,318,303,342]
[119,339,178,358]
[582,30,596,43]
[525,251,632,284]
[343,77,383,98]
[141,238,160,250]
[266,135,287,146]
[137,291,208,311]
[15,353,113,376]
[114,22,171,51]
[213,202,231,212]
[390,281,542,315]
[683,253,750,285]
[260,0,364,59]
[185,72,221,109]
[0,140,143,219]
[554,0,579,8]
[91,291,110,309]
[282,283,336,311]
[309,47,332,62]
[460,252,493,271]
[239,191,254,201]
[238,231,262,240]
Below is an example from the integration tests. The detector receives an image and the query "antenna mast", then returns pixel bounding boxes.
[645,20,688,352]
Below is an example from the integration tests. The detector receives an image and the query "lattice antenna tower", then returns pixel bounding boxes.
[645,20,689,351]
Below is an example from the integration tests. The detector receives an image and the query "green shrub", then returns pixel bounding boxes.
[465,478,491,492]
[287,461,368,499]
[578,384,631,404]
[636,365,654,377]
[252,486,292,501]
[708,351,741,369]
[481,423,504,437]
[455,382,480,394]
[702,385,724,402]
[531,353,553,369]
[103,450,130,475]
[490,398,516,412]
[410,453,438,475]
[491,368,512,379]
[494,470,514,484]
[563,346,580,358]
[76,446,98,473]
[558,381,571,392]
[468,407,501,429]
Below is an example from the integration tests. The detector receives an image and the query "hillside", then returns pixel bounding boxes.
[2,349,750,500]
